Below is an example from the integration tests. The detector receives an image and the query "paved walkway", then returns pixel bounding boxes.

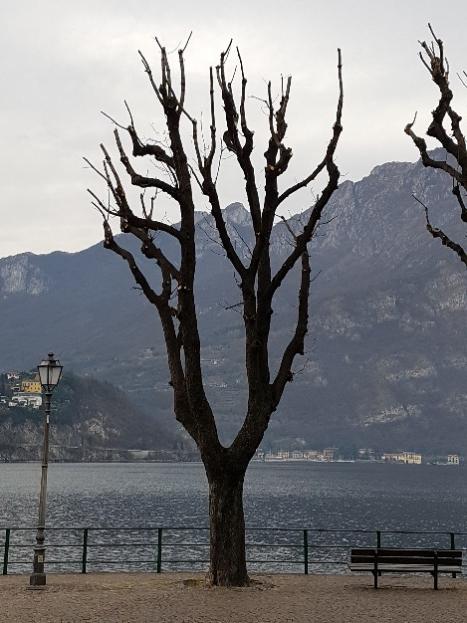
[1,572,466,622]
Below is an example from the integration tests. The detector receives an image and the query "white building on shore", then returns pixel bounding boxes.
[382,451,422,464]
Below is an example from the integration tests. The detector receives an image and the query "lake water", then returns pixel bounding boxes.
[1,461,467,573]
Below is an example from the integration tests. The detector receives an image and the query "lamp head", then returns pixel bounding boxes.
[37,352,63,393]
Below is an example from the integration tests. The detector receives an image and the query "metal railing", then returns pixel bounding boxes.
[1,527,466,575]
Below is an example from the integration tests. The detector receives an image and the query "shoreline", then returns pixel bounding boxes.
[1,458,463,465]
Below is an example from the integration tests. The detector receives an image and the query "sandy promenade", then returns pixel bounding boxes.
[1,572,466,622]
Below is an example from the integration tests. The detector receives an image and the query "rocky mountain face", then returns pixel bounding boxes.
[0,152,465,454]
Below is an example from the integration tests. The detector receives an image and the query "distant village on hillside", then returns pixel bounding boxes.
[0,370,43,409]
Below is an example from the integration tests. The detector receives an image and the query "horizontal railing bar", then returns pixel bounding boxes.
[38,560,83,564]
[63,542,306,548]
[307,544,368,549]
[161,559,209,563]
[4,541,413,548]
[156,542,304,548]
[7,559,348,566]
[2,526,462,535]
[15,541,451,548]
[10,541,444,550]
[246,543,302,548]
[79,544,316,550]
[160,543,209,548]
[86,560,159,564]
[247,559,303,563]
[9,544,83,549]
[84,543,160,548]
[0,526,370,533]
[7,560,82,565]
[376,530,455,535]
[8,560,136,564]
[309,560,350,564]
[0,528,90,532]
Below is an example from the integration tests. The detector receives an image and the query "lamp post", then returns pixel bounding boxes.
[29,353,63,587]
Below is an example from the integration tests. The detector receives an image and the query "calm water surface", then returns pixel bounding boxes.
[2,462,466,572]
[1,461,466,530]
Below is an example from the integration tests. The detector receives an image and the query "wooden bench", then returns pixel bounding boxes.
[349,547,462,589]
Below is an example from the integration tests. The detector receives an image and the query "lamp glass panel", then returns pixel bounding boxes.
[38,361,50,387]
[49,365,63,387]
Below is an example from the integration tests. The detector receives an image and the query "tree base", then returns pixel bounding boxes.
[208,470,249,587]
[206,570,250,588]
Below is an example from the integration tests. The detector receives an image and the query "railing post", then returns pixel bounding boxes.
[376,531,381,576]
[81,528,88,574]
[3,529,10,575]
[450,532,456,578]
[156,528,163,573]
[303,530,309,575]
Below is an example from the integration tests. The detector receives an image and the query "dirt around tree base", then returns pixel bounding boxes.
[182,575,275,590]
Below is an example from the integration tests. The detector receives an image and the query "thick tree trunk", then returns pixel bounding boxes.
[207,469,249,586]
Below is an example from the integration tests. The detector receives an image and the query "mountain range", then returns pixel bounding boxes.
[0,151,465,454]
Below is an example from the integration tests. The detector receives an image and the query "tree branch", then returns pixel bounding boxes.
[113,129,179,199]
[405,25,466,268]
[412,195,467,268]
[216,46,262,234]
[268,49,343,295]
[102,221,163,305]
[271,249,311,405]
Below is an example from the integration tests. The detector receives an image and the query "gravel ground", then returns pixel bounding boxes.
[1,572,466,622]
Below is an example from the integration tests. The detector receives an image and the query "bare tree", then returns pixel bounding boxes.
[405,24,467,269]
[86,38,343,586]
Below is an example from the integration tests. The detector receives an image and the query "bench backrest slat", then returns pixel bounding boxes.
[350,548,462,567]
[351,548,461,557]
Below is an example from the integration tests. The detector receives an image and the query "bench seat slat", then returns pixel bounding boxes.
[349,563,461,573]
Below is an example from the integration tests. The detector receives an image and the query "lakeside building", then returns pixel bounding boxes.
[257,448,340,462]
[304,450,323,461]
[357,448,377,461]
[254,448,462,465]
[8,392,42,409]
[382,451,422,464]
[1,370,44,411]
[291,451,304,460]
[21,378,42,393]
[322,448,337,461]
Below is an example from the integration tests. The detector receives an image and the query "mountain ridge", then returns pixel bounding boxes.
[0,151,465,453]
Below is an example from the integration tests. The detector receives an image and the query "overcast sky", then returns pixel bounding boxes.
[1,0,466,257]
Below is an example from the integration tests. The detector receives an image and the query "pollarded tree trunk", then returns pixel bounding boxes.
[207,468,248,586]
[87,37,343,586]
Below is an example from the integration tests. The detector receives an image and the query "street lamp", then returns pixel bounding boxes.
[29,353,63,587]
